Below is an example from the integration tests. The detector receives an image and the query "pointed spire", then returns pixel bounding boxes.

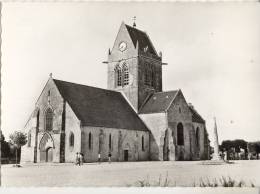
[49,73,53,78]
[133,16,136,28]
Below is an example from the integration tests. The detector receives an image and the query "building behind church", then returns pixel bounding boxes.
[21,22,210,163]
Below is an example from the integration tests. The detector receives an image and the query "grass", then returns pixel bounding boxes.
[129,173,255,187]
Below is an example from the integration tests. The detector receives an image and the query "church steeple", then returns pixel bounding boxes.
[107,22,162,111]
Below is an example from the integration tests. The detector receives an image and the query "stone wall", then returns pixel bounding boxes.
[81,126,149,162]
[167,91,194,161]
[139,113,167,161]
[137,55,162,109]
[64,103,81,162]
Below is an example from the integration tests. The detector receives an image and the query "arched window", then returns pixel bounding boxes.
[69,132,74,147]
[28,131,31,147]
[122,64,129,86]
[109,134,112,150]
[144,64,152,86]
[142,136,145,151]
[151,69,155,87]
[115,64,122,86]
[177,123,184,146]
[196,127,200,148]
[45,108,53,131]
[88,132,92,149]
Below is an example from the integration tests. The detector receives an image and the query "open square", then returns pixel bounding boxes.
[1,160,260,187]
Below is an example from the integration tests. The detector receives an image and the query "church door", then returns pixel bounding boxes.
[46,147,53,162]
[124,150,128,161]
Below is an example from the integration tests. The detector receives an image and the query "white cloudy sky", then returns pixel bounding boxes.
[1,2,260,144]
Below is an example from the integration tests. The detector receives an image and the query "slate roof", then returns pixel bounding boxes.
[125,24,158,56]
[139,90,179,114]
[53,79,148,131]
[188,105,205,124]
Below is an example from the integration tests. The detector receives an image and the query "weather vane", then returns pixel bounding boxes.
[133,16,136,28]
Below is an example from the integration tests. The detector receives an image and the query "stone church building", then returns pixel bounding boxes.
[21,22,210,163]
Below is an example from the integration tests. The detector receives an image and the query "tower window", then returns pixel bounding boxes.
[45,108,53,131]
[177,123,184,146]
[122,64,129,86]
[69,132,74,147]
[145,69,151,86]
[115,64,122,86]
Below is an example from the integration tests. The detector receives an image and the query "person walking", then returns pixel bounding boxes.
[108,152,112,163]
[80,153,84,165]
[75,152,80,166]
[98,153,101,164]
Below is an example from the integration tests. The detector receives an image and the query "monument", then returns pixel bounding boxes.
[212,117,222,160]
[200,117,227,165]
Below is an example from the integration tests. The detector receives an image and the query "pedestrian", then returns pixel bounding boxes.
[80,153,84,165]
[98,153,101,164]
[75,152,80,166]
[108,152,112,163]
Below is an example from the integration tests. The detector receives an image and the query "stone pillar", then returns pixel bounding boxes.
[212,117,221,160]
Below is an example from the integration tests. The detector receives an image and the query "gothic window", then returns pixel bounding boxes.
[151,69,155,87]
[48,90,51,103]
[177,123,184,146]
[45,108,53,131]
[179,107,182,113]
[196,127,200,148]
[122,64,129,86]
[88,132,92,149]
[142,136,145,151]
[109,134,112,150]
[144,65,151,86]
[115,64,122,87]
[28,131,31,147]
[69,132,74,147]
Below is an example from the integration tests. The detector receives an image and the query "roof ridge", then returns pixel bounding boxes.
[154,90,179,94]
[53,79,119,93]
[125,24,146,34]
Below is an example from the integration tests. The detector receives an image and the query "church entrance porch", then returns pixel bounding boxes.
[40,147,53,162]
[39,133,55,163]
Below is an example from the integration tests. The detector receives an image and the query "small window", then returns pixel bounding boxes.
[142,136,145,151]
[69,132,74,147]
[109,134,112,150]
[28,131,31,147]
[88,132,92,149]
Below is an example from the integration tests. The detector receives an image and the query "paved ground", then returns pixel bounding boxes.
[1,160,260,187]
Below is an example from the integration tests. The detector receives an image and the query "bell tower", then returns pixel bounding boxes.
[107,21,162,112]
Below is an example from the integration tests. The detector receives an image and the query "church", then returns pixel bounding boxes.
[21,22,210,163]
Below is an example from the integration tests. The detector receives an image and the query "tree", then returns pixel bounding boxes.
[9,131,27,166]
[1,133,11,158]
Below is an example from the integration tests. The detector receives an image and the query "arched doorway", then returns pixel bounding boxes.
[39,133,54,162]
[46,147,53,162]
